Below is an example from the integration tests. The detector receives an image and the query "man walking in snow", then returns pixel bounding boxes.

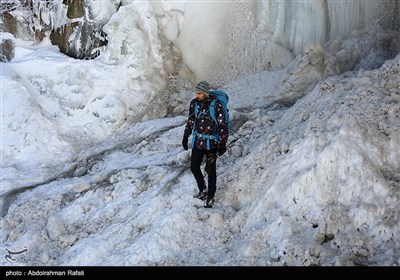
[182,81,229,208]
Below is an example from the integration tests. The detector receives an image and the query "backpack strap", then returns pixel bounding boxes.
[209,99,218,125]
[194,101,199,119]
[191,102,199,148]
[210,99,223,136]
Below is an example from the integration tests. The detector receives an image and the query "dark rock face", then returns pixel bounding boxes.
[49,0,108,59]
[0,38,15,62]
[1,12,17,35]
[1,0,108,60]
[49,12,108,59]
[65,0,84,18]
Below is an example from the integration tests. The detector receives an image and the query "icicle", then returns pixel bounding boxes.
[272,0,285,44]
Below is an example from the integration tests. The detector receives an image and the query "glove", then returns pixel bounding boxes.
[218,143,227,156]
[182,135,189,151]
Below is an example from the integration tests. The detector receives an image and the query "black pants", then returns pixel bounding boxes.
[190,147,218,198]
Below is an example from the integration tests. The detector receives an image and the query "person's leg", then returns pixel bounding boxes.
[205,149,218,198]
[190,147,206,191]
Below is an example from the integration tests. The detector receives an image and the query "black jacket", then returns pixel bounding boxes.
[184,96,228,150]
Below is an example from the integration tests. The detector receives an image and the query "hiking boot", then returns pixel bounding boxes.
[194,189,208,200]
[204,196,215,208]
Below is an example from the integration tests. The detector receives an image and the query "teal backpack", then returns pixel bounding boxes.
[208,90,230,132]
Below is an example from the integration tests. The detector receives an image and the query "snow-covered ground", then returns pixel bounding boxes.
[1,0,400,267]
[1,39,399,265]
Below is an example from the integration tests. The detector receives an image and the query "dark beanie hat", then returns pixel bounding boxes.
[195,81,210,96]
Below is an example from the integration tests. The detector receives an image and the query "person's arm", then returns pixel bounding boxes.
[184,99,196,138]
[215,101,228,145]
[182,99,196,150]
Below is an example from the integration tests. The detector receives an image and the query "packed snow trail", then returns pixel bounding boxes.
[1,49,399,265]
